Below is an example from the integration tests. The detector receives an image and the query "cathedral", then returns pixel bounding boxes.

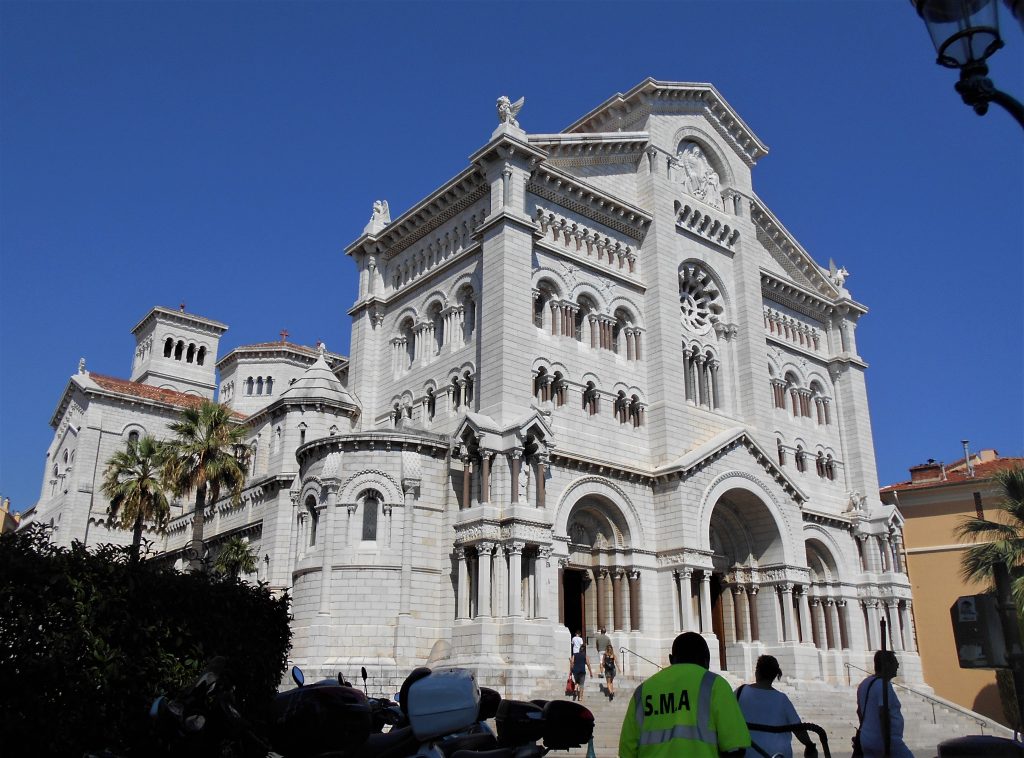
[25,79,919,694]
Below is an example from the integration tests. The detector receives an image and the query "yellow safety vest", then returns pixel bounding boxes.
[618,664,750,758]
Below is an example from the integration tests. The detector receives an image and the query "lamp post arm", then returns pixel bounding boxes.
[989,88,1024,130]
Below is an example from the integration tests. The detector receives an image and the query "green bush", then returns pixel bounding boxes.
[0,525,291,757]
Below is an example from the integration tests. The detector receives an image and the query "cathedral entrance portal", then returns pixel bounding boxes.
[561,569,587,640]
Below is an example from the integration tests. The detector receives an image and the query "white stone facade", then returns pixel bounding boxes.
[25,79,918,695]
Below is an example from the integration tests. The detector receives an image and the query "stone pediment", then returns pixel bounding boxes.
[452,409,554,454]
[751,195,846,302]
[657,426,806,505]
[564,79,768,168]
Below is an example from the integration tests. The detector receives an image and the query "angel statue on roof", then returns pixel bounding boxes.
[496,95,525,128]
[364,199,391,235]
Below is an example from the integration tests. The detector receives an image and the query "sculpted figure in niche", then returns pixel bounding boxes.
[677,142,724,210]
[518,463,530,502]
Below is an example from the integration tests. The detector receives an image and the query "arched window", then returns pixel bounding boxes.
[575,295,597,345]
[459,287,476,341]
[553,371,567,407]
[426,388,436,421]
[361,490,381,541]
[246,377,254,395]
[174,341,184,360]
[463,371,474,406]
[428,302,445,354]
[795,446,806,473]
[186,343,196,363]
[816,452,826,478]
[451,376,462,409]
[306,495,319,546]
[534,281,558,330]
[197,346,206,366]
[826,455,836,481]
[629,395,644,427]
[534,366,549,402]
[164,338,173,357]
[265,377,273,395]
[63,450,70,465]
[298,423,307,446]
[127,430,140,446]
[615,391,628,424]
[400,317,416,370]
[613,308,633,355]
[256,377,264,396]
[583,382,599,416]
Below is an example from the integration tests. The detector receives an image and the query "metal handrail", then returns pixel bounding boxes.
[619,646,662,676]
[843,662,989,733]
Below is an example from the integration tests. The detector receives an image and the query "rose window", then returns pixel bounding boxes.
[679,263,723,334]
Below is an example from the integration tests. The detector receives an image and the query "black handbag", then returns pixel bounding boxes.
[852,677,880,758]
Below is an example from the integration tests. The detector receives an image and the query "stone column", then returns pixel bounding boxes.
[635,330,642,360]
[626,330,635,360]
[455,546,469,619]
[477,542,494,617]
[480,453,492,504]
[536,455,547,508]
[461,456,472,509]
[812,598,828,650]
[865,601,880,649]
[735,585,750,642]
[612,570,625,632]
[628,570,641,632]
[318,485,338,616]
[550,302,560,336]
[798,587,812,643]
[901,601,917,653]
[749,586,760,642]
[837,600,851,649]
[537,547,552,619]
[886,600,904,651]
[699,571,713,634]
[880,536,892,572]
[509,450,522,504]
[595,569,607,632]
[493,542,508,617]
[827,600,842,650]
[679,569,694,631]
[780,584,796,642]
[508,542,524,617]
[399,478,419,616]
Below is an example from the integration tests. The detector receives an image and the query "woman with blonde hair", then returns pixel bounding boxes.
[602,644,617,700]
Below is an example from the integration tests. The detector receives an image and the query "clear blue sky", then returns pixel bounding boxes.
[1,1,1022,513]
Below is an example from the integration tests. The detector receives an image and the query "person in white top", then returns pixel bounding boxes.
[571,630,583,655]
[856,650,913,758]
[736,655,817,758]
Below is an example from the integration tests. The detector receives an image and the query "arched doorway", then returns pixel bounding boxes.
[560,495,635,643]
[707,487,785,672]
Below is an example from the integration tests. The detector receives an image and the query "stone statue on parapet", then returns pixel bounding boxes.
[828,259,849,288]
[364,199,391,235]
[496,95,525,128]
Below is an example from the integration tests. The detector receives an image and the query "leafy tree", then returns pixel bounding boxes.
[214,535,259,579]
[100,435,170,565]
[163,401,249,571]
[957,466,1024,603]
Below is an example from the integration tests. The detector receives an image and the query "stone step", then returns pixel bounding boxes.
[517,674,1010,758]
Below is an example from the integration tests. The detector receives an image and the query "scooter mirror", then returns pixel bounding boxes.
[291,666,304,687]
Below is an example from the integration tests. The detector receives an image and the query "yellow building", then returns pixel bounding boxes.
[0,497,19,534]
[881,449,1024,726]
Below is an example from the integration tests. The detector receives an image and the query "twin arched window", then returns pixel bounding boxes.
[244,376,274,397]
[533,279,642,360]
[163,337,206,365]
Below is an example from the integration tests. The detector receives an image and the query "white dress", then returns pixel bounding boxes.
[857,676,914,758]
[736,685,801,758]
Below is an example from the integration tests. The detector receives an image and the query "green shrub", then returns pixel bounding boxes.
[0,525,291,757]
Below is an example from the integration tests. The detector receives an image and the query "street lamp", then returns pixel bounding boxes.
[913,0,1024,127]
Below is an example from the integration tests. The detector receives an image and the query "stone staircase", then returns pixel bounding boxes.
[523,673,1011,758]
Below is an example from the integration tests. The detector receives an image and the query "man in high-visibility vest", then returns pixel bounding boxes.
[619,632,750,758]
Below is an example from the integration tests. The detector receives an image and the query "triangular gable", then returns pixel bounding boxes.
[750,194,841,300]
[452,409,554,452]
[657,426,807,505]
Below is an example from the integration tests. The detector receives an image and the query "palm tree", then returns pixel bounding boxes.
[214,535,259,579]
[100,435,171,564]
[163,401,249,572]
[957,466,1024,603]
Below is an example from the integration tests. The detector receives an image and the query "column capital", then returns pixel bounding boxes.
[289,491,301,507]
[382,503,394,517]
[628,569,641,581]
[402,478,421,496]
[506,541,525,555]
[344,502,358,515]
[810,596,821,607]
[778,582,794,594]
[477,541,496,556]
[453,545,466,560]
[508,447,524,460]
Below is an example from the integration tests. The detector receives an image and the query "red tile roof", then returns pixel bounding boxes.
[881,457,1024,493]
[88,373,247,419]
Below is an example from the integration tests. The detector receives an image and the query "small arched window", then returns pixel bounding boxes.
[246,377,254,395]
[826,455,836,481]
[795,446,806,473]
[534,366,549,402]
[361,490,381,541]
[429,302,445,354]
[127,430,140,446]
[197,346,206,366]
[426,388,436,421]
[186,343,196,363]
[462,371,474,406]
[553,371,567,407]
[459,287,476,340]
[298,423,307,446]
[164,338,173,357]
[265,377,274,395]
[816,452,826,478]
[306,495,319,546]
[256,377,264,396]
[174,341,184,361]
[583,382,599,416]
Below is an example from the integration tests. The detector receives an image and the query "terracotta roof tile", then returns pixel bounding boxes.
[881,457,1024,493]
[88,373,246,419]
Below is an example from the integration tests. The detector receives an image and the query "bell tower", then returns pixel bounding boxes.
[129,305,228,398]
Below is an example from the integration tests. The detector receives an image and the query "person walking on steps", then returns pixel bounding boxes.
[603,644,617,701]
[618,632,750,758]
[571,629,584,655]
[736,655,817,758]
[856,650,913,757]
[570,644,594,702]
